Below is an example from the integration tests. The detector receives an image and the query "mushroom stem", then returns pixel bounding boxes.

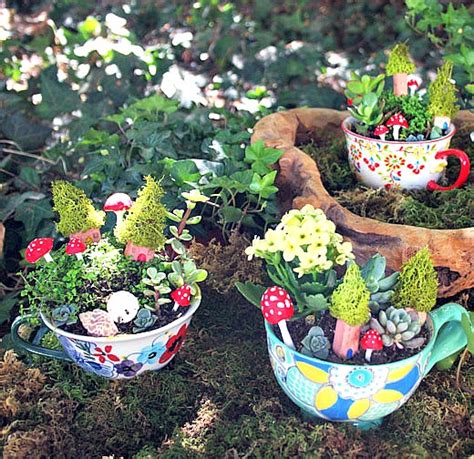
[114,210,126,228]
[393,72,408,96]
[392,125,401,141]
[44,252,53,263]
[278,321,295,349]
[379,134,386,141]
[75,253,83,261]
[365,349,373,362]
[172,302,179,313]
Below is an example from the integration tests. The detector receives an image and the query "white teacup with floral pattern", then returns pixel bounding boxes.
[342,117,470,191]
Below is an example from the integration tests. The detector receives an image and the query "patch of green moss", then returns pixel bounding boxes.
[428,61,459,120]
[52,181,105,237]
[115,176,167,251]
[329,263,370,326]
[386,43,416,76]
[393,247,438,312]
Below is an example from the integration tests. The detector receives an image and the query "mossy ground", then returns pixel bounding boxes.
[302,126,474,230]
[1,283,472,458]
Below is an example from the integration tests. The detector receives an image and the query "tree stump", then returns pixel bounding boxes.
[252,108,474,298]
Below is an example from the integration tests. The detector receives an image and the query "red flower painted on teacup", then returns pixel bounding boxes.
[363,156,380,171]
[384,154,405,170]
[94,345,120,364]
[159,324,188,364]
[407,162,425,175]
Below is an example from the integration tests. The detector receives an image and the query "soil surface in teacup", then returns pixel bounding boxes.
[273,311,431,365]
[299,128,473,230]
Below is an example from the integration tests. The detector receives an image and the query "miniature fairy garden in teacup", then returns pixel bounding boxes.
[301,43,472,230]
[236,204,470,425]
[15,176,207,378]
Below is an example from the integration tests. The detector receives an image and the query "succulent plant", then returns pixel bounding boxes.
[300,326,330,359]
[132,308,158,333]
[370,306,425,349]
[51,304,78,326]
[360,254,400,312]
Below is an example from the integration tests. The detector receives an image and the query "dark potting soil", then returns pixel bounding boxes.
[300,132,474,230]
[272,312,430,365]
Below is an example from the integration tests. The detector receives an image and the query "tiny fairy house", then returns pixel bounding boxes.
[12,177,208,379]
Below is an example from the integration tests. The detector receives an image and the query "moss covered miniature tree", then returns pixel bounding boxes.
[52,181,105,243]
[427,61,459,129]
[329,263,370,359]
[386,43,416,96]
[116,175,167,261]
[393,247,438,324]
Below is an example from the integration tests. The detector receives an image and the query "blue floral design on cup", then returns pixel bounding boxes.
[137,342,166,365]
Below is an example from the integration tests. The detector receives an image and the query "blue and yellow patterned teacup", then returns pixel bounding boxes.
[265,303,468,428]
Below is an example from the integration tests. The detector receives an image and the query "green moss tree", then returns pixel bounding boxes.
[386,43,416,96]
[116,175,167,250]
[393,247,438,313]
[428,61,459,124]
[330,263,370,326]
[52,181,105,237]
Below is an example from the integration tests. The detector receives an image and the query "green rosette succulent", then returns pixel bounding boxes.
[370,306,424,349]
[300,326,330,359]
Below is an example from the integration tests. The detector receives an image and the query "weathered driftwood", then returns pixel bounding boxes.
[252,108,474,297]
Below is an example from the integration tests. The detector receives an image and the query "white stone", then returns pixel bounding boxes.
[107,291,140,324]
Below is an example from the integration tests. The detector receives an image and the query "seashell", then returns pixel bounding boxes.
[79,309,119,337]
[107,291,140,324]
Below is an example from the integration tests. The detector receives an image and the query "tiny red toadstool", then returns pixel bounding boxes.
[407,78,420,96]
[25,238,54,263]
[65,237,86,260]
[171,285,192,312]
[103,193,133,227]
[360,329,383,362]
[261,286,295,349]
[374,125,389,141]
[386,113,409,141]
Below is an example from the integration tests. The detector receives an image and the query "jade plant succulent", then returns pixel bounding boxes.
[370,306,424,349]
[360,254,399,312]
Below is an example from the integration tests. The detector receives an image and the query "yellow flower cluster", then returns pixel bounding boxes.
[245,204,354,277]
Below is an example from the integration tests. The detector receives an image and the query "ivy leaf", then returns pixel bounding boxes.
[35,67,81,119]
[0,192,46,221]
[170,160,201,186]
[0,112,51,150]
[220,206,244,223]
[14,199,54,240]
[244,140,283,175]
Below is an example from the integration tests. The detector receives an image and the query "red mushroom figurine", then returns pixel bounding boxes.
[386,113,409,141]
[103,193,133,227]
[374,125,389,141]
[25,238,54,263]
[261,286,295,349]
[66,237,87,260]
[360,329,383,362]
[171,284,192,312]
[407,78,419,96]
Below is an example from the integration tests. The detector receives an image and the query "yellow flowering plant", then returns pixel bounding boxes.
[242,204,355,316]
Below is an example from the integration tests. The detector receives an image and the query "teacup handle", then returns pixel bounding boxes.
[423,303,468,376]
[11,315,72,362]
[427,149,471,191]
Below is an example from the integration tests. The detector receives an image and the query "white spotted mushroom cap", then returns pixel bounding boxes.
[360,329,383,351]
[25,238,54,263]
[260,286,294,325]
[171,285,192,307]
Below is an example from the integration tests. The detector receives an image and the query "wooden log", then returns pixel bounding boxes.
[252,108,474,298]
